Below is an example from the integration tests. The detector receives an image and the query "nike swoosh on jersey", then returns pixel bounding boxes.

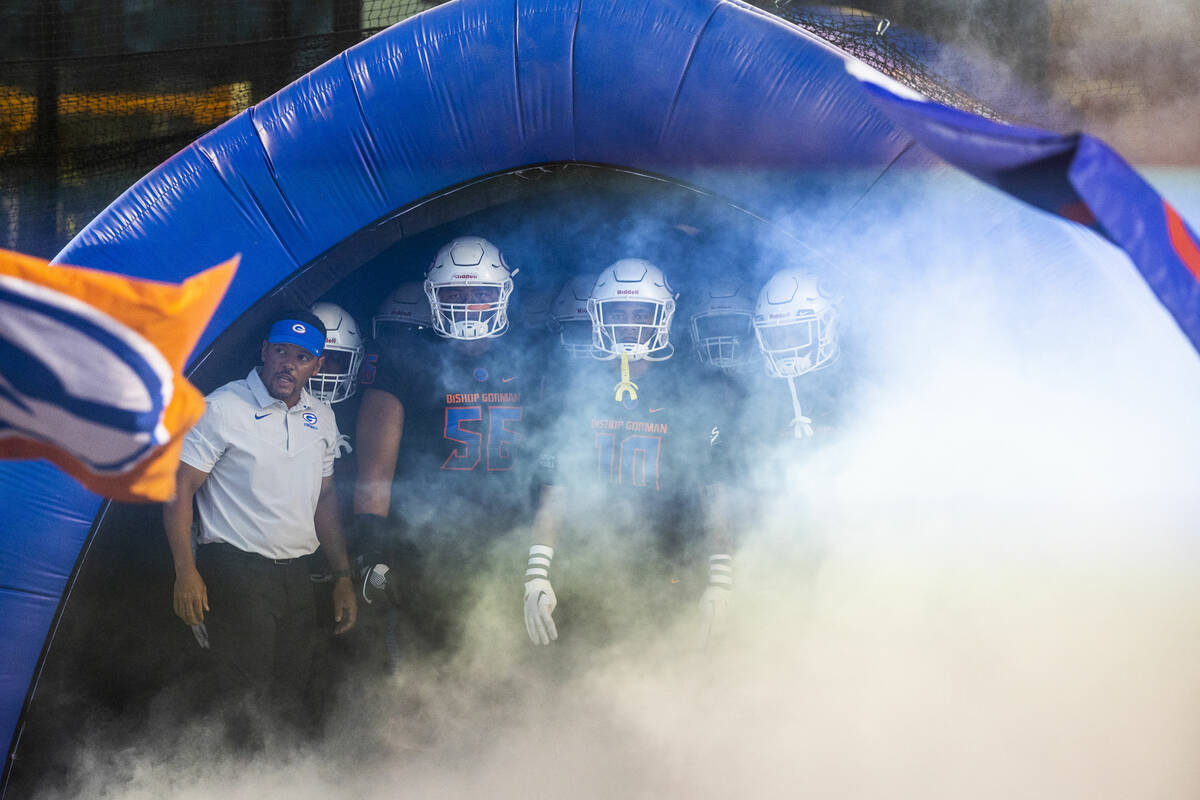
[501,376,516,383]
[649,407,664,413]
[254,412,270,420]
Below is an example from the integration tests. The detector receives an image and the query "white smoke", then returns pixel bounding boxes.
[34,162,1200,800]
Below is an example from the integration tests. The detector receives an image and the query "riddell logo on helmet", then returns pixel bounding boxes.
[453,274,478,279]
[769,312,789,319]
[616,289,640,295]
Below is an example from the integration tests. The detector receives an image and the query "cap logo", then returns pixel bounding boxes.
[292,323,306,334]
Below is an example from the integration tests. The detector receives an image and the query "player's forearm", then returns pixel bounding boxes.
[353,389,402,516]
[353,479,392,517]
[530,483,565,547]
[701,482,734,554]
[315,486,352,573]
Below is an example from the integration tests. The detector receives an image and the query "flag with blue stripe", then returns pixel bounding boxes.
[0,250,237,502]
[848,62,1200,355]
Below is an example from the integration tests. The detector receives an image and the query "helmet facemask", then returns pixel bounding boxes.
[755,307,837,378]
[691,308,757,371]
[307,344,363,404]
[424,279,513,340]
[423,236,516,341]
[587,297,675,361]
[307,301,364,404]
[557,319,596,358]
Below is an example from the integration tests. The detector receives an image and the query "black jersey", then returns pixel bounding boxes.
[541,357,732,537]
[359,337,539,540]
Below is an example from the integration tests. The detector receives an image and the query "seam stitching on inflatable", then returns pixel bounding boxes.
[568,0,583,159]
[246,105,308,235]
[192,142,296,266]
[342,52,389,209]
[512,0,525,142]
[661,2,722,145]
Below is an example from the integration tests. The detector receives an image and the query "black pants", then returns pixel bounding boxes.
[196,543,316,724]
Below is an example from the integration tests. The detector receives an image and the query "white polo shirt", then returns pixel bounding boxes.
[180,368,339,559]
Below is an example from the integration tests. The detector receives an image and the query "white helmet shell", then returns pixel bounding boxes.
[374,281,432,341]
[550,274,597,358]
[586,259,676,361]
[308,302,365,404]
[753,268,838,378]
[689,276,758,372]
[423,236,516,340]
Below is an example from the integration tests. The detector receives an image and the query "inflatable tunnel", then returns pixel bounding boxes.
[3,0,1199,790]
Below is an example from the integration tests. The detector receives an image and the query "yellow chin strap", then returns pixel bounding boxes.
[613,352,639,402]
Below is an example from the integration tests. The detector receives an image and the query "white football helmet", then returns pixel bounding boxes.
[550,274,597,358]
[587,259,676,361]
[753,268,838,378]
[374,281,432,343]
[308,302,365,404]
[689,276,758,372]
[423,236,517,340]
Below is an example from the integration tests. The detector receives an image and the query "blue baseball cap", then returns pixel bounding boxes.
[268,319,325,356]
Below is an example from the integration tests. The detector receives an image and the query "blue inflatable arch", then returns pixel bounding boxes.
[11,0,1179,786]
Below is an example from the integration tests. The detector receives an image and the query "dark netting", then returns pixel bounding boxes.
[753,3,1007,119]
[0,1,449,258]
[0,1,1186,259]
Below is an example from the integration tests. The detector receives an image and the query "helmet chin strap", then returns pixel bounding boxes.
[786,375,814,439]
[613,352,639,402]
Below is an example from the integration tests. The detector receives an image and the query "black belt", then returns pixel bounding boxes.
[203,541,305,565]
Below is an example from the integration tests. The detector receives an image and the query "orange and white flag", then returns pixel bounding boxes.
[0,249,237,502]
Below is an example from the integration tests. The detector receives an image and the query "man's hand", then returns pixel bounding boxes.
[524,577,558,645]
[173,565,209,626]
[332,577,358,634]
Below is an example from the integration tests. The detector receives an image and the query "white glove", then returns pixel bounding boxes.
[360,561,391,606]
[524,578,558,645]
[190,622,210,650]
[524,544,558,645]
[699,554,733,647]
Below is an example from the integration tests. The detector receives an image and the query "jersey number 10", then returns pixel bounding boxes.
[594,432,662,490]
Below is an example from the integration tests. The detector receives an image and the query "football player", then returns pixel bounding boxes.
[305,302,371,707]
[308,301,365,407]
[751,267,841,441]
[353,236,537,655]
[688,275,760,376]
[548,273,598,361]
[523,258,735,650]
[371,280,434,351]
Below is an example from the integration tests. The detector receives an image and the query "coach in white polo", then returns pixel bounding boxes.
[164,308,357,719]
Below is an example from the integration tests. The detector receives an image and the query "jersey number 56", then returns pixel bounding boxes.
[443,405,521,471]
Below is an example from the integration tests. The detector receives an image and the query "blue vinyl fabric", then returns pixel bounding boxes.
[2,0,1196,776]
[858,79,1200,352]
